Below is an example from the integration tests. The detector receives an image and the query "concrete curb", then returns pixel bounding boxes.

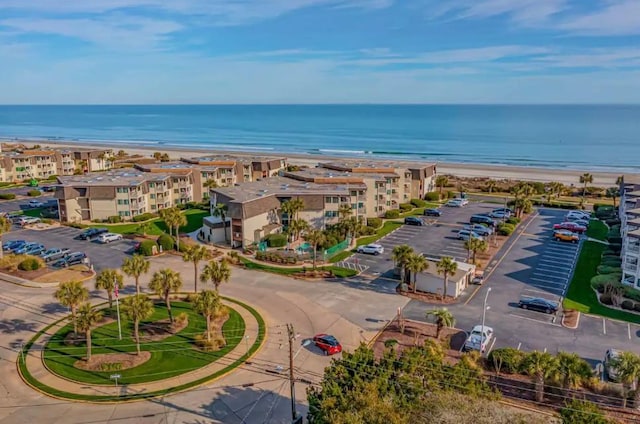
[561,311,581,329]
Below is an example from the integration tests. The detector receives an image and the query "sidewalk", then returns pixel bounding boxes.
[22,298,260,398]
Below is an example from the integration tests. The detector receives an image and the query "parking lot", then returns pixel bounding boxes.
[3,226,136,271]
[0,195,55,215]
[341,202,500,278]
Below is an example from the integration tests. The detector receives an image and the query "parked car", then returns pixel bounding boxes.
[40,186,57,192]
[492,208,513,216]
[51,252,87,268]
[463,224,493,236]
[553,222,587,234]
[423,208,442,217]
[445,198,468,207]
[463,325,494,353]
[571,219,590,227]
[554,230,579,243]
[23,243,45,256]
[604,349,622,382]
[404,216,424,226]
[470,214,497,227]
[18,216,41,226]
[97,232,124,243]
[357,244,384,255]
[75,227,108,240]
[40,247,71,262]
[457,230,483,241]
[489,211,510,219]
[8,212,24,223]
[27,200,44,208]
[518,297,558,314]
[472,272,485,285]
[3,240,26,251]
[566,211,591,220]
[13,242,39,255]
[313,334,343,356]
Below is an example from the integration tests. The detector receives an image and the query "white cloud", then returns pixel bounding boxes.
[424,0,567,25]
[558,0,640,35]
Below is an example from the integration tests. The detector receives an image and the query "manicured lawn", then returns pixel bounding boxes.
[329,221,403,263]
[239,257,357,278]
[586,220,608,241]
[89,209,208,236]
[43,301,245,384]
[399,203,441,218]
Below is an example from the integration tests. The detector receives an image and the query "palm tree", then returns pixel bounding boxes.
[149,269,183,323]
[193,290,222,342]
[555,351,592,390]
[0,216,11,259]
[612,351,640,409]
[405,253,428,293]
[137,221,153,236]
[183,245,209,293]
[200,259,231,292]
[94,269,124,309]
[547,182,564,203]
[338,203,353,221]
[464,238,488,264]
[211,203,229,243]
[521,351,557,403]
[288,218,309,242]
[485,180,497,194]
[158,208,173,237]
[76,303,103,361]
[391,244,414,284]
[425,308,455,339]
[616,175,624,186]
[606,187,620,208]
[580,173,593,201]
[287,198,305,221]
[54,280,89,337]
[436,257,457,300]
[435,175,448,198]
[170,209,187,251]
[122,254,150,295]
[121,294,154,355]
[305,229,326,269]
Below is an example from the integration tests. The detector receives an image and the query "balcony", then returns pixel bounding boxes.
[624,262,639,274]
[626,245,640,255]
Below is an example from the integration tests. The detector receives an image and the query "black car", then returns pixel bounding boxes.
[423,208,442,217]
[52,252,87,268]
[518,297,558,314]
[75,227,108,240]
[404,216,424,226]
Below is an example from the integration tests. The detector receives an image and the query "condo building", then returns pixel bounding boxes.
[180,155,288,183]
[620,175,640,289]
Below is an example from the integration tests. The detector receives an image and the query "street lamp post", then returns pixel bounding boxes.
[481,287,492,336]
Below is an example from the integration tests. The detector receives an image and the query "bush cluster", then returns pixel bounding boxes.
[424,192,440,201]
[264,233,287,248]
[157,234,175,251]
[506,216,521,225]
[366,217,382,229]
[27,189,41,197]
[139,240,158,256]
[107,215,122,223]
[255,251,298,264]
[18,257,42,271]
[0,193,16,200]
[410,198,427,208]
[132,212,156,222]
[497,223,515,236]
[194,333,225,351]
[531,200,580,210]
[596,265,621,275]
[384,210,400,219]
[446,190,456,199]
[487,347,526,374]
[399,203,413,212]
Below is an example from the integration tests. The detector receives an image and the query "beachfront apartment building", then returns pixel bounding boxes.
[619,175,640,289]
[55,170,198,223]
[202,176,366,248]
[180,155,288,184]
[0,147,114,182]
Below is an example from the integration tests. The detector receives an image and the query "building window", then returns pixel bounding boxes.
[149,182,155,188]
[325,211,338,218]
[151,205,157,210]
[150,194,156,199]
[117,187,128,193]
[386,201,390,206]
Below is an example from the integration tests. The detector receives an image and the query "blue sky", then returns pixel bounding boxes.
[0,0,639,103]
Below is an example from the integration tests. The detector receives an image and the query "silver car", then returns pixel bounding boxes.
[356,244,384,255]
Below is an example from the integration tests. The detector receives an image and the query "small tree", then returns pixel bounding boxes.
[211,203,229,243]
[521,351,557,403]
[436,257,457,300]
[137,221,153,236]
[555,351,592,390]
[170,209,187,251]
[405,253,428,293]
[605,187,620,208]
[612,351,640,409]
[435,175,448,198]
[183,244,209,293]
[200,259,231,292]
[485,180,497,194]
[76,303,103,361]
[426,308,455,339]
[193,290,222,342]
[464,238,488,264]
[560,399,609,424]
[149,269,183,323]
[54,280,89,337]
[288,218,309,242]
[0,216,11,260]
[122,254,150,295]
[94,269,124,309]
[580,173,593,201]
[121,294,154,355]
[305,229,326,269]
[392,244,414,284]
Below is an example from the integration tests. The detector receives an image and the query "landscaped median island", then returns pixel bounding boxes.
[18,296,265,402]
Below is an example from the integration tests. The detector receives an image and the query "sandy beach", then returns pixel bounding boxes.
[12,139,632,187]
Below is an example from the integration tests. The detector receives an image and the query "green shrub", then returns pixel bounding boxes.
[384,339,398,348]
[367,217,382,229]
[487,348,525,374]
[506,217,521,225]
[0,193,16,200]
[530,182,546,195]
[18,257,42,271]
[446,190,456,199]
[359,226,376,236]
[624,288,640,303]
[384,210,400,219]
[410,198,427,208]
[599,293,613,305]
[27,189,41,197]
[531,200,580,210]
[107,215,122,223]
[591,274,622,291]
[139,240,158,256]
[65,222,88,229]
[621,300,635,310]
[560,399,609,424]
[596,265,621,275]
[157,234,175,251]
[497,223,516,236]
[132,212,156,222]
[600,259,622,267]
[634,303,640,313]
[399,203,413,212]
[608,243,622,253]
[264,233,287,248]
[424,192,440,201]
[605,218,621,227]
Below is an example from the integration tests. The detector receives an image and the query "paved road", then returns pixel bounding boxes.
[403,208,640,365]
[0,196,55,215]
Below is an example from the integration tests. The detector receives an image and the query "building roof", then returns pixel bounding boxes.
[134,161,216,173]
[283,167,395,183]
[420,258,471,281]
[623,175,640,185]
[181,154,286,166]
[320,160,436,173]
[58,170,170,187]
[212,176,365,203]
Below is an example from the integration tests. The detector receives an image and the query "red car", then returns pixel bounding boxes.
[553,222,587,234]
[313,334,342,356]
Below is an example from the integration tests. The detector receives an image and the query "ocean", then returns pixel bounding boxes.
[0,105,638,172]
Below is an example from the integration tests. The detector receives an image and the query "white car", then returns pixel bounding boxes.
[463,325,494,353]
[28,200,44,208]
[566,211,590,221]
[489,211,509,219]
[18,216,41,226]
[356,244,384,255]
[96,232,123,243]
[446,198,468,207]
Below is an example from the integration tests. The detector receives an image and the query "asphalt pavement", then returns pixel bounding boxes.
[0,195,55,215]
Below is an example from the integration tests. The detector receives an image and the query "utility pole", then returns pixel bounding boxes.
[287,323,301,423]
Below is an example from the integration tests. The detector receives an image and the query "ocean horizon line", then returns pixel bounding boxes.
[2,103,640,107]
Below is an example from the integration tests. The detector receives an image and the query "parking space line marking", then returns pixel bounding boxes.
[540,250,577,258]
[603,318,606,335]
[530,278,567,286]
[536,261,572,269]
[533,269,570,277]
[508,312,561,327]
[523,288,559,296]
